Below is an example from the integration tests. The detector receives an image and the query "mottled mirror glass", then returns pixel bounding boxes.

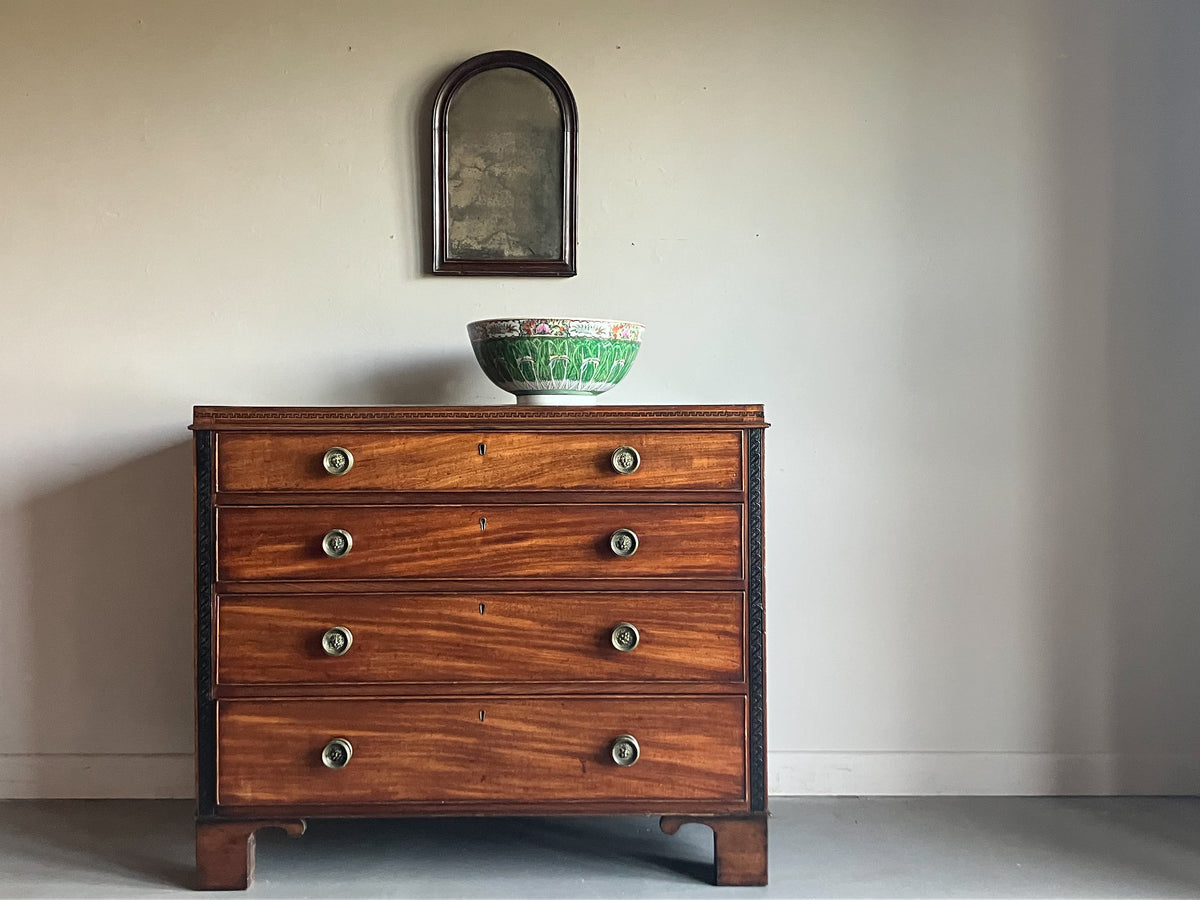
[447,67,563,260]
[433,51,577,276]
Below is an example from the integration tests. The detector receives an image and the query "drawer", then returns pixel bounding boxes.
[216,697,746,806]
[216,504,743,581]
[216,431,743,493]
[215,592,745,685]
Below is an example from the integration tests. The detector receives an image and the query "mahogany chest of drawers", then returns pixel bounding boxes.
[191,405,768,889]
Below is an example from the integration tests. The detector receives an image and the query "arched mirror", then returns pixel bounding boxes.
[432,51,577,276]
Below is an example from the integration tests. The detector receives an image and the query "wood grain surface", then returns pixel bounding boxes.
[216,431,743,493]
[193,405,768,431]
[196,404,767,886]
[216,696,746,806]
[195,819,305,890]
[215,504,743,581]
[215,592,745,685]
[661,814,768,885]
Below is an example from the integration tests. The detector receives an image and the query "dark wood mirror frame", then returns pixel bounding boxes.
[432,51,578,276]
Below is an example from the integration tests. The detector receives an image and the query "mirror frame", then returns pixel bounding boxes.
[432,50,578,276]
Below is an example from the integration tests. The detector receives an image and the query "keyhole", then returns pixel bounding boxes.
[479,710,486,722]
[479,516,487,532]
[478,442,487,455]
[479,603,486,615]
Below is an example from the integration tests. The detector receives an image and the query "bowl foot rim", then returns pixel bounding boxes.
[514,393,600,406]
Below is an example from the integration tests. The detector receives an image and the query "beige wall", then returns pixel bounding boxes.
[1,0,1197,797]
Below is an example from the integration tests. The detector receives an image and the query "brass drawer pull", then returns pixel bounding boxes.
[322,528,353,558]
[611,734,641,767]
[610,622,640,652]
[610,446,641,475]
[321,738,353,769]
[609,528,638,557]
[322,446,354,476]
[321,626,353,656]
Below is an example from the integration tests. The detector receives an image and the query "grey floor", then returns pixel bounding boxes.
[0,798,1198,898]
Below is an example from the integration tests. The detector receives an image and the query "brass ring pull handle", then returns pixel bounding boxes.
[610,446,641,475]
[609,529,638,557]
[611,734,641,767]
[321,626,353,657]
[322,529,353,558]
[322,447,354,476]
[610,622,640,652]
[321,738,353,769]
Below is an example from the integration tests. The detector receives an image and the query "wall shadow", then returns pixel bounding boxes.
[349,352,497,406]
[879,0,1200,795]
[21,440,194,793]
[1103,2,1200,791]
[1036,0,1200,793]
[19,361,492,802]
[393,61,448,278]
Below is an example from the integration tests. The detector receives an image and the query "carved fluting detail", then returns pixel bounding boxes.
[747,427,767,811]
[194,431,217,816]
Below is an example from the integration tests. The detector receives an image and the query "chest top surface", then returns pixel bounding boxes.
[192,404,767,431]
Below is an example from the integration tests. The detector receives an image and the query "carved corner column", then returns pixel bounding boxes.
[195,819,306,891]
[660,814,768,886]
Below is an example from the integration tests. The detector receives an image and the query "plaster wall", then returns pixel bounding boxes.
[1,0,1197,796]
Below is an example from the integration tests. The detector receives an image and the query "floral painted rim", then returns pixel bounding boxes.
[467,318,644,342]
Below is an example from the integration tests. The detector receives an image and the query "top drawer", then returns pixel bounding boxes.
[216,431,743,493]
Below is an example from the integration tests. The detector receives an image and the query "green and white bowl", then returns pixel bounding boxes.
[467,317,644,405]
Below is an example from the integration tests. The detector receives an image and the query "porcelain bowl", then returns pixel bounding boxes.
[467,317,644,405]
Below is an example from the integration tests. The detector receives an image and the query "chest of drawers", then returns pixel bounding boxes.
[192,405,768,889]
